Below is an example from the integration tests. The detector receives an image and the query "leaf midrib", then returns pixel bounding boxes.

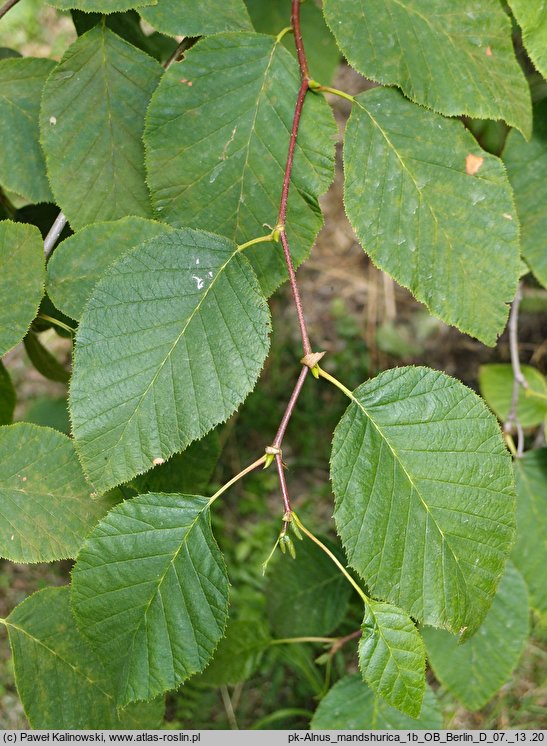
[346,388,469,610]
[87,246,240,487]
[113,499,212,701]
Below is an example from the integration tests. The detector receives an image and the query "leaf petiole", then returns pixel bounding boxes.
[209,454,267,506]
[308,80,355,103]
[291,511,368,603]
[315,365,354,398]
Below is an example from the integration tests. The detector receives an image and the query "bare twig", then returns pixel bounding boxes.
[505,283,528,457]
[0,0,21,21]
[43,211,67,259]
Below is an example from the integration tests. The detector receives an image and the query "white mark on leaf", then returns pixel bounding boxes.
[49,116,57,125]
[192,275,204,290]
[153,457,165,466]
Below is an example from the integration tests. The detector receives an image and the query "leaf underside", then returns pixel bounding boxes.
[503,99,547,288]
[140,0,252,37]
[0,362,16,426]
[512,449,547,617]
[0,423,112,563]
[267,535,351,637]
[323,0,532,137]
[479,363,547,428]
[0,57,55,203]
[507,0,547,81]
[71,492,229,706]
[6,587,164,728]
[330,366,515,634]
[311,676,442,729]
[144,31,336,296]
[47,216,175,321]
[423,562,529,711]
[47,0,157,12]
[344,88,520,346]
[0,221,45,356]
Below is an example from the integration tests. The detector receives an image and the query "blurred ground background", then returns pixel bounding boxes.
[0,1,545,731]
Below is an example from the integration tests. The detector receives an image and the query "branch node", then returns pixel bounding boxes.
[300,351,326,377]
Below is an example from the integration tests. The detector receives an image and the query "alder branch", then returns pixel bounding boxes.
[505,282,528,458]
[265,0,317,517]
[44,211,67,258]
[276,0,312,357]
[0,0,21,21]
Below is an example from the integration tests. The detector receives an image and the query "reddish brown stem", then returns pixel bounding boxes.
[269,0,314,515]
[0,0,20,20]
[276,1,312,357]
[273,365,309,449]
[329,629,362,656]
[291,0,309,79]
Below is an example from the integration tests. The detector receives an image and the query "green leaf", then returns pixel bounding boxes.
[503,99,547,288]
[48,0,157,12]
[507,0,547,81]
[0,423,112,563]
[71,492,229,706]
[423,562,529,711]
[71,10,177,64]
[40,26,163,231]
[359,600,425,718]
[344,88,520,346]
[311,676,442,729]
[0,221,45,356]
[0,362,15,426]
[330,366,515,634]
[70,228,270,494]
[23,331,70,383]
[5,587,164,728]
[131,431,221,496]
[140,0,252,36]
[479,363,547,428]
[144,32,336,296]
[24,396,70,434]
[245,0,339,85]
[200,619,271,687]
[47,217,175,321]
[0,57,55,203]
[0,49,21,60]
[512,449,547,617]
[267,535,351,637]
[323,0,532,138]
